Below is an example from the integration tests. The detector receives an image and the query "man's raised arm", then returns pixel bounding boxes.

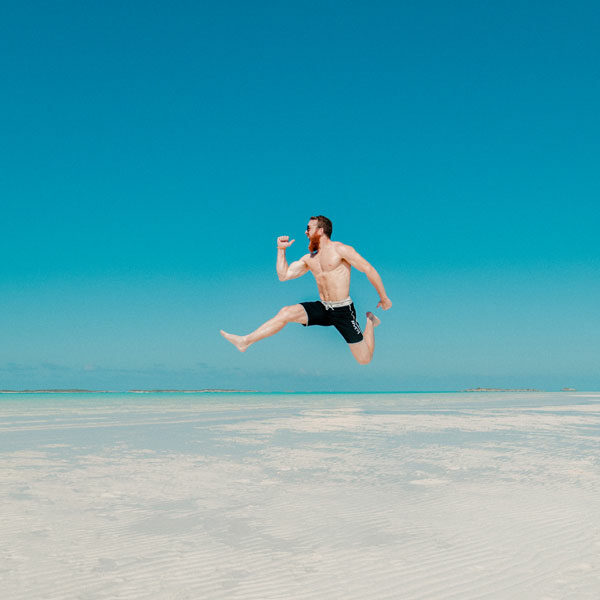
[336,243,392,310]
[276,236,309,281]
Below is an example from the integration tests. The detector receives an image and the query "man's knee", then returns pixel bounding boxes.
[349,342,372,365]
[278,304,305,323]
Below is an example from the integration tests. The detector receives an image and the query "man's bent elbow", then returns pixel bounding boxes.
[363,265,376,278]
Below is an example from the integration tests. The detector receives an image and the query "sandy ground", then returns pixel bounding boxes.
[1,392,600,599]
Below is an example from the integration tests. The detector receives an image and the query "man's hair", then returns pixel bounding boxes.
[310,215,333,238]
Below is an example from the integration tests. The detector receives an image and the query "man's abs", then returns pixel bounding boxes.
[312,265,351,301]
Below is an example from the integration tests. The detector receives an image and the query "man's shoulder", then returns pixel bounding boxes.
[331,241,354,255]
[331,240,349,249]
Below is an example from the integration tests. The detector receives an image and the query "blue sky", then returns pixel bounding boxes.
[2,1,599,391]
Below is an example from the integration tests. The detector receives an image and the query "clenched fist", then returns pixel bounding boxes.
[277,235,295,249]
[377,297,392,310]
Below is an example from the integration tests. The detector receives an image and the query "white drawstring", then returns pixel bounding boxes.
[320,297,352,311]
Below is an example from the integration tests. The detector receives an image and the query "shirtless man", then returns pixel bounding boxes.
[220,215,392,364]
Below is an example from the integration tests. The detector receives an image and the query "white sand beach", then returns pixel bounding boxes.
[2,391,600,599]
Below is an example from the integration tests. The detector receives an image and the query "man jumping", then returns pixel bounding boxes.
[220,215,392,364]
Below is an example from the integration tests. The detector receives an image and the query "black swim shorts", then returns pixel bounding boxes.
[300,300,363,344]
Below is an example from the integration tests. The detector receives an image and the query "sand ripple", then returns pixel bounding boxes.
[2,392,600,599]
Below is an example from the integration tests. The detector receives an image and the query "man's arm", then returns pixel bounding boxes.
[276,236,309,281]
[336,243,392,309]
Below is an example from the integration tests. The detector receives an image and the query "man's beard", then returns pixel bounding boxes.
[308,234,320,253]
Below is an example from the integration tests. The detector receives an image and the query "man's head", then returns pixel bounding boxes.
[306,215,332,253]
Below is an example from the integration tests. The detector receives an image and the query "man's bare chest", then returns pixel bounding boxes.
[306,252,346,275]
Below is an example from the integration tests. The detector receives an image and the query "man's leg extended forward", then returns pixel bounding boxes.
[220,304,308,352]
[348,312,380,365]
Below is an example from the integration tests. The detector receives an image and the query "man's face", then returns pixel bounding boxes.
[306,219,321,252]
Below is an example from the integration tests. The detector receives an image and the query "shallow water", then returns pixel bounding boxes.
[2,391,600,599]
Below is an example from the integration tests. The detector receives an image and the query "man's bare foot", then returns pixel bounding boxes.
[220,330,249,352]
[366,312,381,327]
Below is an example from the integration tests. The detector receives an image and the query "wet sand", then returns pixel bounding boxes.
[2,391,600,599]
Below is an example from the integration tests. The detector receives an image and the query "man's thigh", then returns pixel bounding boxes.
[331,306,363,344]
[299,301,327,327]
[286,303,309,325]
[347,340,371,364]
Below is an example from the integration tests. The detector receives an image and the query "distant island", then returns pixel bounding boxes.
[0,389,107,394]
[464,388,542,392]
[0,389,257,394]
[128,389,257,393]
[561,387,577,391]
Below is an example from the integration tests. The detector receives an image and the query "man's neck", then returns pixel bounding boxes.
[311,236,331,255]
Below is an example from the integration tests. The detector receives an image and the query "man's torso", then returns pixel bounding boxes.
[303,242,351,302]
